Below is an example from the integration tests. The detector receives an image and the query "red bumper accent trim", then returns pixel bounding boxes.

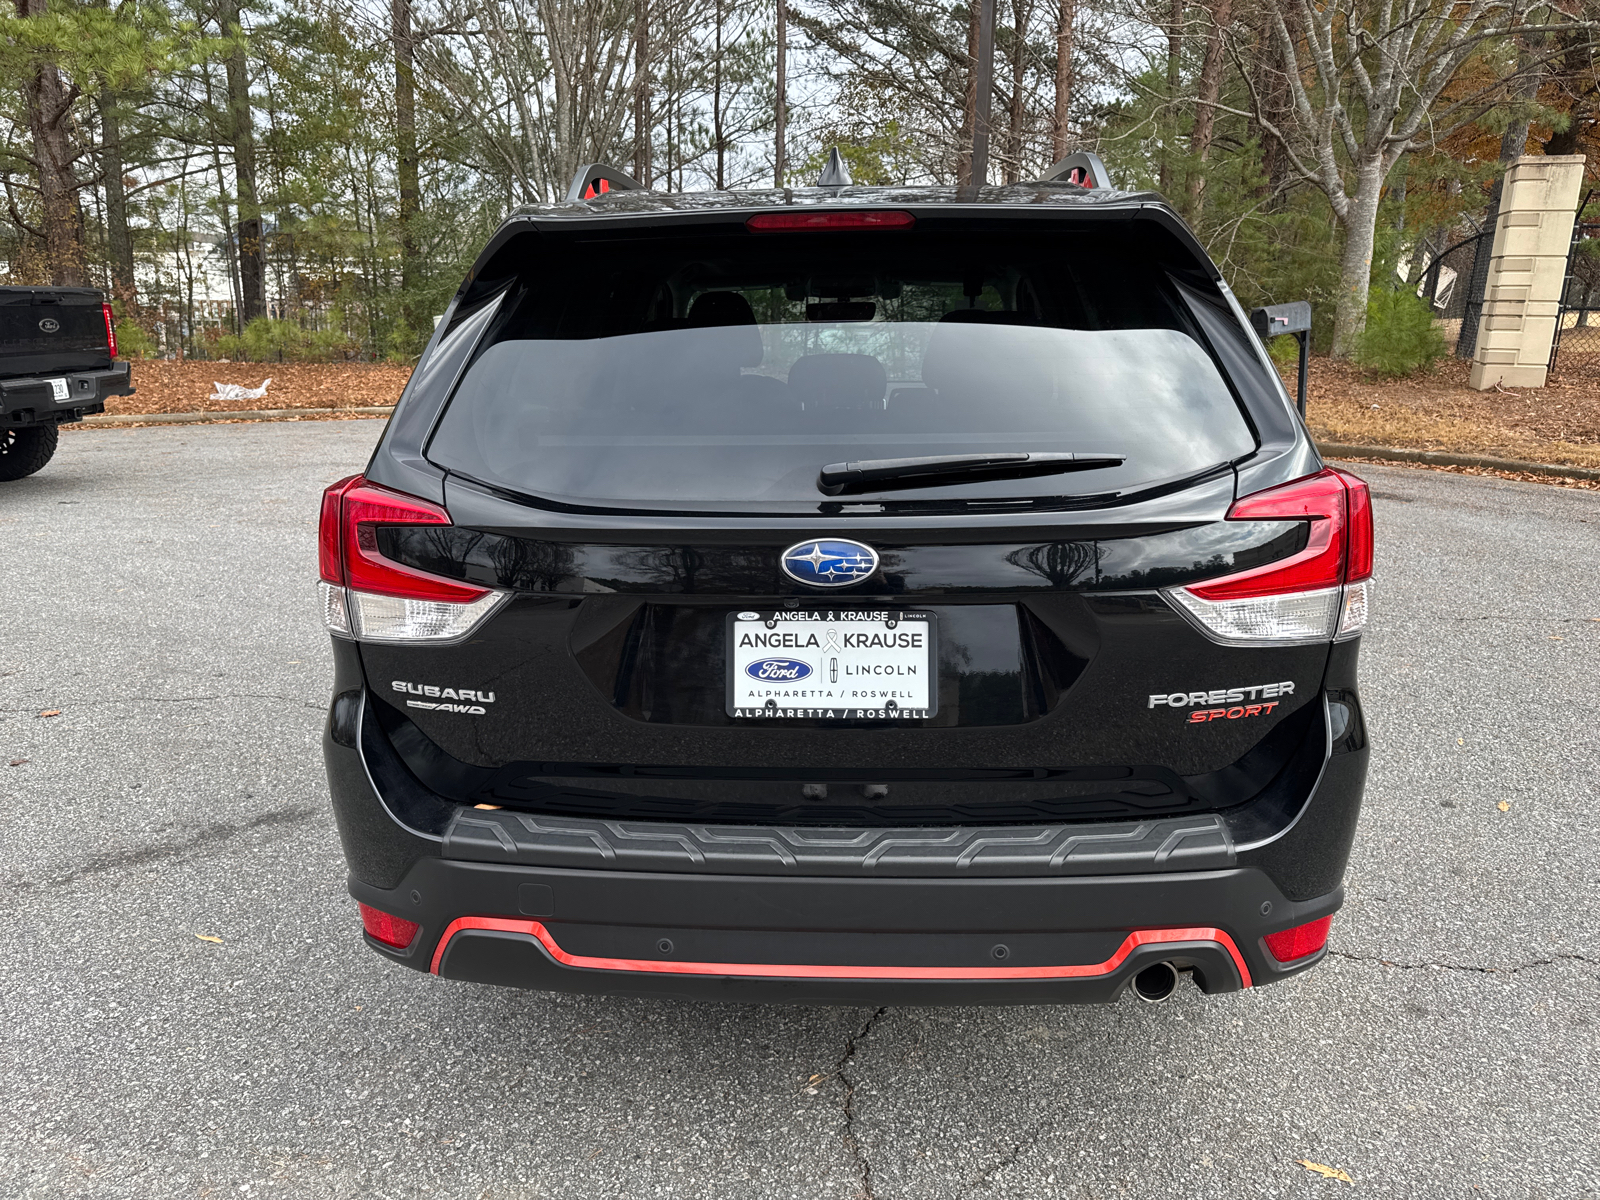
[429,918,1253,987]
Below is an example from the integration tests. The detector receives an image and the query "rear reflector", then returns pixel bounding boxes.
[746,210,915,232]
[359,903,419,950]
[1263,915,1333,963]
[317,474,508,643]
[1165,468,1374,645]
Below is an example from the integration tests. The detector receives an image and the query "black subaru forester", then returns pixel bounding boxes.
[319,161,1371,1005]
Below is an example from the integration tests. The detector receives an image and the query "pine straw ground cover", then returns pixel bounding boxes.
[96,360,412,416]
[1296,356,1600,473]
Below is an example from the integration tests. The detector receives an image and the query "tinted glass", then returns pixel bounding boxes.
[426,227,1256,511]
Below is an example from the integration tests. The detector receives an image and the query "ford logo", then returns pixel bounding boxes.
[745,658,813,681]
[780,539,879,588]
[38,317,59,334]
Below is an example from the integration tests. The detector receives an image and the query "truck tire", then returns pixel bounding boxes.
[0,424,59,481]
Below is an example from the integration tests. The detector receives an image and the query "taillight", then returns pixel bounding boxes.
[1165,468,1374,645]
[101,302,117,358]
[359,903,419,950]
[1263,915,1333,963]
[746,210,915,231]
[317,474,507,643]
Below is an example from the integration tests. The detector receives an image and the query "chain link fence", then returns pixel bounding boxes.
[1418,230,1492,355]
[1549,189,1600,379]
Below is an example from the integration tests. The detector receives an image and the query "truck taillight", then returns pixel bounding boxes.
[1165,468,1373,645]
[317,474,507,643]
[101,302,117,358]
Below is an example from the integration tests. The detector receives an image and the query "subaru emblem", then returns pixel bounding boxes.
[780,539,879,588]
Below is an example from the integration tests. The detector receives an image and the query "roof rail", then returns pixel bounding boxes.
[566,163,646,203]
[1039,150,1112,190]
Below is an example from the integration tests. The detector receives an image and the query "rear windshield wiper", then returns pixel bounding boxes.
[817,451,1126,496]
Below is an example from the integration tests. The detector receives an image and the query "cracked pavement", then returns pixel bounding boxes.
[2,421,1598,1198]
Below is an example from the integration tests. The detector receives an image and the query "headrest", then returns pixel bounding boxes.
[787,353,887,410]
[686,291,762,367]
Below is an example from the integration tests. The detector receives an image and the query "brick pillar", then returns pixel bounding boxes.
[1468,154,1586,390]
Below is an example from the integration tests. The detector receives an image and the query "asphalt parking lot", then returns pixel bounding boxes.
[2,420,1597,1199]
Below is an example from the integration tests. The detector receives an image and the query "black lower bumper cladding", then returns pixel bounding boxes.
[324,637,1363,1005]
[349,857,1339,1005]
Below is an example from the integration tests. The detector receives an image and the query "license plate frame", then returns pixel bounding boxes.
[726,609,939,720]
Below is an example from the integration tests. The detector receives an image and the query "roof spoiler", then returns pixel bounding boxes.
[566,163,647,203]
[1039,150,1111,190]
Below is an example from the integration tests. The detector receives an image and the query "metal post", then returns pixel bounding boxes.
[1296,330,1309,417]
[970,0,996,186]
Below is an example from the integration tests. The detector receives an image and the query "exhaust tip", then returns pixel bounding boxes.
[1132,961,1180,1004]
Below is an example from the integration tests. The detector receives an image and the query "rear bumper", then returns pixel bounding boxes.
[349,857,1339,1004]
[324,637,1363,1005]
[1,361,132,424]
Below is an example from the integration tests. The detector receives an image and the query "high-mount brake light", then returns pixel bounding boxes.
[1164,468,1374,645]
[1263,915,1333,964]
[746,211,915,232]
[359,903,420,950]
[317,474,508,643]
[101,303,117,358]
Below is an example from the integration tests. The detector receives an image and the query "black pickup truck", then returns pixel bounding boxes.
[1,286,134,480]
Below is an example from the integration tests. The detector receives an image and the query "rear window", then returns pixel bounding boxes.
[426,225,1257,512]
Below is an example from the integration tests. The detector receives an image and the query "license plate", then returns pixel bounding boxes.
[727,610,938,719]
[48,378,69,401]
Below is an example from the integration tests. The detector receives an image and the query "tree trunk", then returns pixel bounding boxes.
[633,0,651,185]
[957,0,980,184]
[1498,34,1544,164]
[392,0,420,340]
[98,93,136,306]
[1159,0,1181,194]
[1543,29,1591,156]
[1004,0,1027,184]
[775,0,786,186]
[970,0,995,185]
[1332,159,1385,358]
[219,0,265,323]
[713,0,724,190]
[1251,12,1291,206]
[1186,0,1230,220]
[17,0,87,287]
[1051,0,1074,161]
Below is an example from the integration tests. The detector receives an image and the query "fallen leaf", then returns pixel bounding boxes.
[195,934,224,944]
[37,709,61,718]
[1457,738,1464,745]
[7,759,28,767]
[1497,800,1510,813]
[1295,1160,1353,1183]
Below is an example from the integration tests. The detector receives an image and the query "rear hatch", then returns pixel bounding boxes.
[338,209,1356,827]
[0,288,112,378]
